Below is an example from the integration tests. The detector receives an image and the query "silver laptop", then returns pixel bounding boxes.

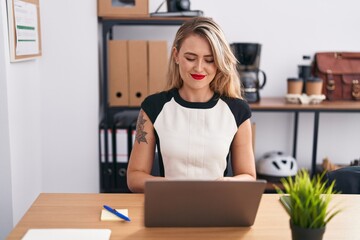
[144,180,267,227]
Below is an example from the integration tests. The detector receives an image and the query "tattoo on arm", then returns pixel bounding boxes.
[135,111,148,144]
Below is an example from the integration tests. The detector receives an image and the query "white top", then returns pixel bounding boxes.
[141,89,251,180]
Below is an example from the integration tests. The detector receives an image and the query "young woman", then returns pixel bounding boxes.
[127,17,256,193]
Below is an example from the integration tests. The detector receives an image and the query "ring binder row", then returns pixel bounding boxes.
[99,111,139,193]
[108,40,168,107]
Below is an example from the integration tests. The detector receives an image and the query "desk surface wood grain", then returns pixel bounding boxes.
[7,193,360,240]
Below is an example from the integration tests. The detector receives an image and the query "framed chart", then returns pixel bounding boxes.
[7,0,42,62]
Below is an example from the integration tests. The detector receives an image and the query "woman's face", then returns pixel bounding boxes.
[174,34,217,92]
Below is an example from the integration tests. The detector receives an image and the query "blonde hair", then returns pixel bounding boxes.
[165,17,242,99]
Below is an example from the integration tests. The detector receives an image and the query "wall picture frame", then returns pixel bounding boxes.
[6,0,42,62]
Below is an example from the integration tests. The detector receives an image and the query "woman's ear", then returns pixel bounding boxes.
[172,47,179,64]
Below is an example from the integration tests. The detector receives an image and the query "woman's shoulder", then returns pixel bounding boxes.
[219,96,251,126]
[219,95,250,109]
[142,89,175,105]
[141,89,176,123]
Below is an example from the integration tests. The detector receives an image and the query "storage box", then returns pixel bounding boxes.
[128,40,148,106]
[108,40,129,106]
[98,0,149,18]
[148,41,168,95]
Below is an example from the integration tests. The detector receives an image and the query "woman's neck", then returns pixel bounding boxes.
[178,87,214,102]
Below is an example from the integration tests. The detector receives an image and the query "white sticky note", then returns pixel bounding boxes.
[21,229,111,240]
[101,209,129,221]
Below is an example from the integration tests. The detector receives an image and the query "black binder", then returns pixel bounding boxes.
[99,121,116,192]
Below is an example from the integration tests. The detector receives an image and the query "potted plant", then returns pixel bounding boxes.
[276,169,342,240]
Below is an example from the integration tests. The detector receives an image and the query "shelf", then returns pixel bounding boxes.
[250,97,360,177]
[99,17,191,27]
[98,17,187,193]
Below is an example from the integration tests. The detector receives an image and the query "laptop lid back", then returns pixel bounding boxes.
[144,180,266,227]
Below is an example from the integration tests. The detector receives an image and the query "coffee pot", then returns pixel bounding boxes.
[231,43,266,102]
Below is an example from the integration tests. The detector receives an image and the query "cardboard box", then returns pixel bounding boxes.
[148,41,168,95]
[98,0,149,18]
[108,40,129,106]
[128,40,148,106]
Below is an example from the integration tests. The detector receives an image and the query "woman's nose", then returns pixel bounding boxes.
[194,59,204,72]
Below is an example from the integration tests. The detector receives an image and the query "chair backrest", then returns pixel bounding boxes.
[151,152,162,176]
[326,166,360,194]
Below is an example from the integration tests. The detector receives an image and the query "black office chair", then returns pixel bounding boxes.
[151,152,163,177]
[325,166,360,194]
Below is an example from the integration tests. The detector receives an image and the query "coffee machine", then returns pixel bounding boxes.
[231,43,266,102]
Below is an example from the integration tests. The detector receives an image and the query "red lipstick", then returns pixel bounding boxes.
[191,74,206,80]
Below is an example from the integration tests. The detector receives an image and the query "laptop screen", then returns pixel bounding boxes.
[144,180,267,227]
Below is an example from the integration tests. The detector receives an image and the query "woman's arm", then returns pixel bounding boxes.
[219,118,257,181]
[127,109,164,192]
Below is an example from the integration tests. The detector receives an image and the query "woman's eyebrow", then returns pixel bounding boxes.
[184,52,213,57]
[184,52,197,56]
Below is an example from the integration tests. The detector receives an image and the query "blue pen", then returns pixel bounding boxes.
[103,205,131,222]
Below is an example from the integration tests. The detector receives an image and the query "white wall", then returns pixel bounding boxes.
[1,0,360,238]
[39,0,99,193]
[0,1,13,239]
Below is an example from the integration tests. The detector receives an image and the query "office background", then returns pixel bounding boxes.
[1,0,359,238]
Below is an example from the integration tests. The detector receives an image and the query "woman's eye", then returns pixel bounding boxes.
[186,58,195,62]
[205,59,214,63]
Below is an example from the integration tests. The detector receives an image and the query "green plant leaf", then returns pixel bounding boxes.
[277,169,342,229]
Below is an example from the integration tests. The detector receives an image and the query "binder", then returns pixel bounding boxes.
[113,110,139,192]
[108,40,129,106]
[115,128,128,164]
[99,123,116,192]
[148,41,168,95]
[128,40,148,106]
[148,41,168,94]
[113,126,128,192]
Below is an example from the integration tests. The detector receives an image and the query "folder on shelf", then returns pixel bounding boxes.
[128,40,148,106]
[99,124,116,192]
[113,110,139,192]
[148,41,168,95]
[108,40,129,106]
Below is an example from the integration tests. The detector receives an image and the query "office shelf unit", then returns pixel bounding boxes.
[250,97,360,176]
[98,17,189,193]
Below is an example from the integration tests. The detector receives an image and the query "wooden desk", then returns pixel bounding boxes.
[7,193,360,240]
[249,97,360,175]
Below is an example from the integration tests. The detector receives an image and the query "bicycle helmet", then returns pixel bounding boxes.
[256,151,298,182]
